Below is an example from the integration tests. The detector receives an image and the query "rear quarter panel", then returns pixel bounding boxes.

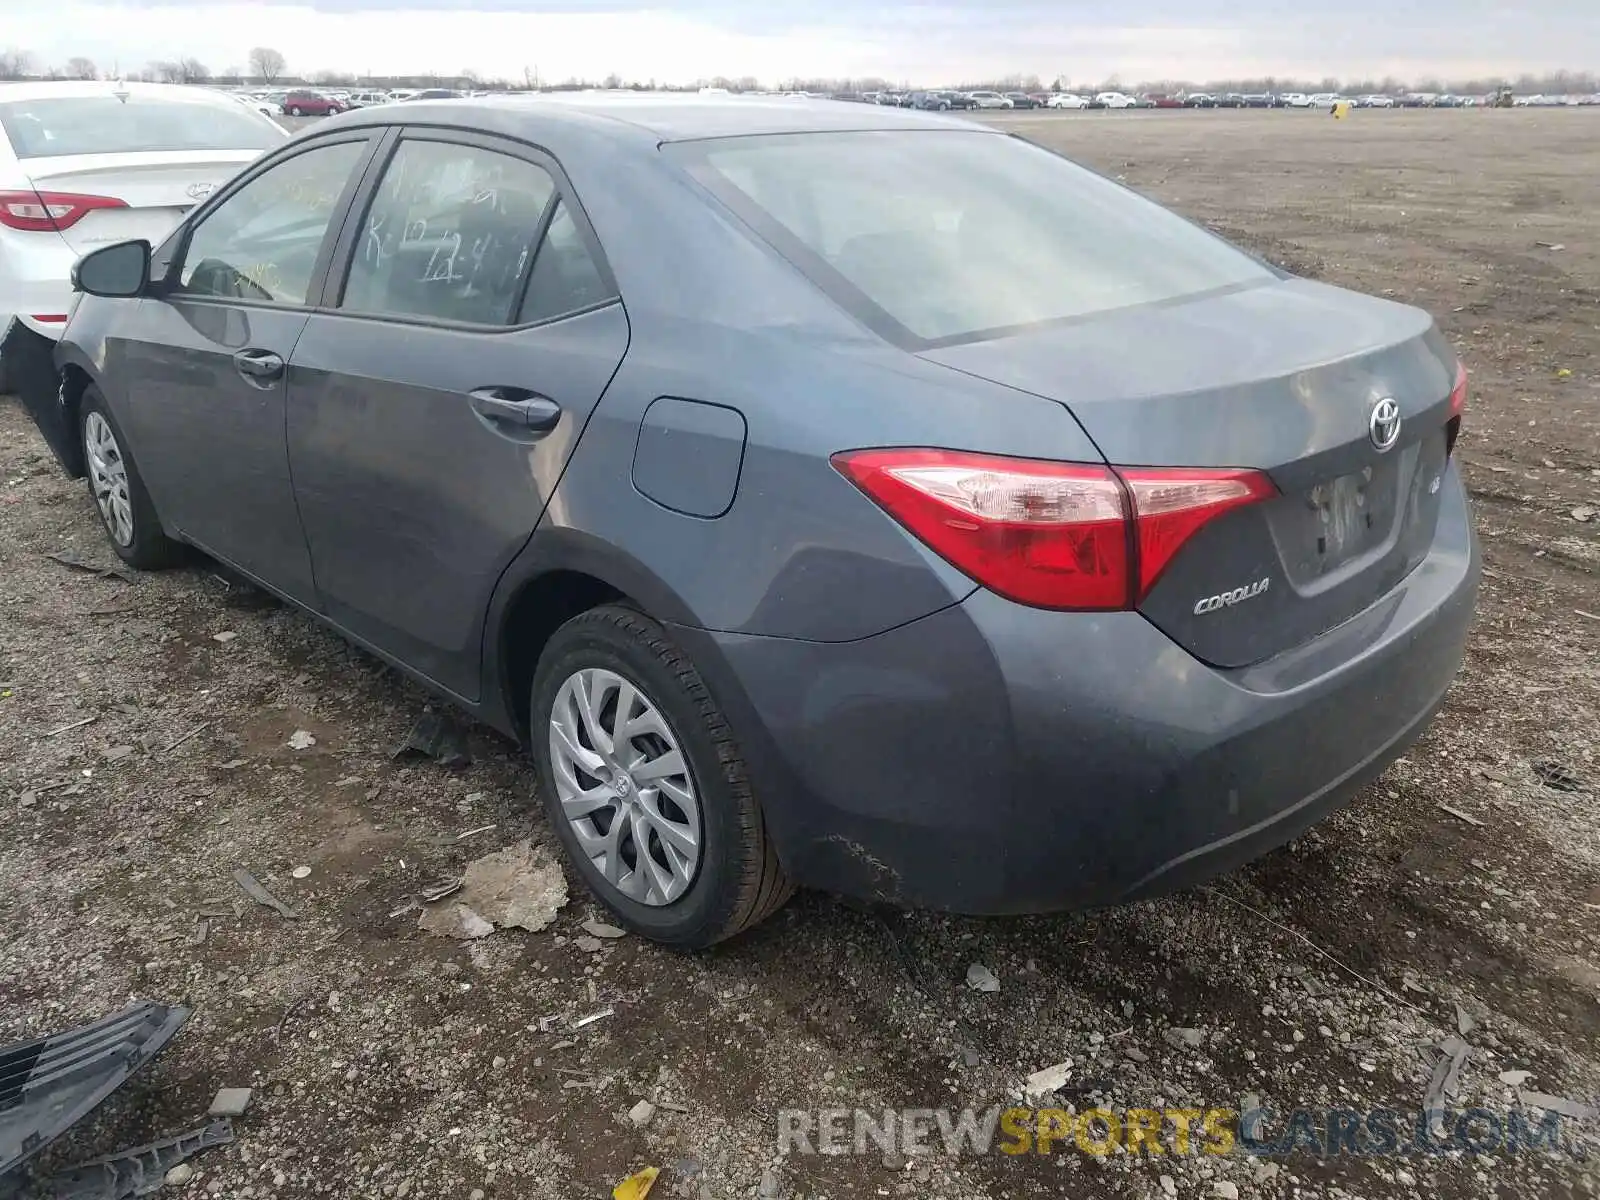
[531,134,1108,642]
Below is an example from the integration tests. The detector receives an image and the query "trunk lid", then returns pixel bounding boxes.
[22,151,259,256]
[920,278,1462,667]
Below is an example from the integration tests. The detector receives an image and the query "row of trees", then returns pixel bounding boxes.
[2,46,1596,97]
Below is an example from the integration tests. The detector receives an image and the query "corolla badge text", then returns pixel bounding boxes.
[1193,577,1271,615]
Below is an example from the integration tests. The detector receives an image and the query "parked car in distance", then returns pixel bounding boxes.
[1142,94,1183,109]
[1182,92,1217,108]
[965,91,1013,109]
[1241,93,1276,108]
[229,92,279,117]
[1217,93,1247,108]
[875,92,903,106]
[1003,92,1041,109]
[281,90,343,116]
[33,95,1478,948]
[404,89,462,101]
[1046,92,1088,109]
[1358,94,1397,108]
[0,79,285,371]
[936,91,978,110]
[1096,91,1137,108]
[346,91,392,108]
[1280,92,1312,107]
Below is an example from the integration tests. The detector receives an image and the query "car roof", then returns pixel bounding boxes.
[329,92,984,143]
[0,80,247,113]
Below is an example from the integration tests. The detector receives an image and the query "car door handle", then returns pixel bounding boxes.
[468,387,562,434]
[232,349,285,382]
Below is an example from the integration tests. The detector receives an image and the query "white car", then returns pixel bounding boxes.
[1359,94,1396,108]
[230,92,280,118]
[346,91,392,108]
[1095,92,1137,109]
[1308,93,1342,108]
[1280,92,1312,108]
[0,80,286,342]
[1047,93,1089,109]
[965,91,1014,109]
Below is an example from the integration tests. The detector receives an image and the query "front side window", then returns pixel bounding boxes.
[343,139,557,326]
[679,130,1273,345]
[177,140,367,305]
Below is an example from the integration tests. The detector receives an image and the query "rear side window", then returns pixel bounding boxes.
[0,97,281,159]
[677,130,1273,346]
[177,140,367,305]
[343,139,556,326]
[517,201,611,324]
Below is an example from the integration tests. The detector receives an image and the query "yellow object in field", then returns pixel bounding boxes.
[613,1167,661,1200]
[1332,101,1352,119]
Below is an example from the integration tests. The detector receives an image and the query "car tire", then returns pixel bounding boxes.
[79,386,184,570]
[531,604,793,948]
[289,106,303,116]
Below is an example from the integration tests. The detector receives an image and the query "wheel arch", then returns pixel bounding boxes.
[485,526,704,746]
[56,361,94,477]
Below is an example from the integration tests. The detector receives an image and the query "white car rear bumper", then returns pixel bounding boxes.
[0,229,77,340]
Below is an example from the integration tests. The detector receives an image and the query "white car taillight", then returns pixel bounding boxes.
[0,189,129,233]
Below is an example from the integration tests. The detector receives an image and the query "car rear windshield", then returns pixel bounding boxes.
[675,130,1274,345]
[0,97,281,160]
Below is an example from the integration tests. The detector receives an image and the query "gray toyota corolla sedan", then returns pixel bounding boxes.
[30,95,1478,947]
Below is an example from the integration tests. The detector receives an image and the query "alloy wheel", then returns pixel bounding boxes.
[548,667,703,906]
[83,411,134,547]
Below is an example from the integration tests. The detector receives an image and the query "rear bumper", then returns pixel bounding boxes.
[0,229,76,336]
[676,463,1480,914]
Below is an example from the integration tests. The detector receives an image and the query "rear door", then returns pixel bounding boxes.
[286,130,629,698]
[113,132,381,603]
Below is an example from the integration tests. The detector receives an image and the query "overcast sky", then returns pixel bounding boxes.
[9,0,1599,84]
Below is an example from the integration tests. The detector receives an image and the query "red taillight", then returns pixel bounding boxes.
[832,449,1276,611]
[1446,362,1468,455]
[1119,468,1278,596]
[0,189,128,232]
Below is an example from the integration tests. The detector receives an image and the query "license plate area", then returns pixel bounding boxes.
[1283,458,1402,580]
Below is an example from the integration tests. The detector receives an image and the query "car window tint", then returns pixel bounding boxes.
[682,130,1273,345]
[343,139,555,326]
[516,200,611,325]
[177,140,366,305]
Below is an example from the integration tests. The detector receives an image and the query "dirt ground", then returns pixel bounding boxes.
[1,109,1596,1200]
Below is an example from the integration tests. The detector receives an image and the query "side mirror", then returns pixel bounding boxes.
[71,239,152,299]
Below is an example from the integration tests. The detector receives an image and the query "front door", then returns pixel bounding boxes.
[114,134,377,603]
[287,132,628,698]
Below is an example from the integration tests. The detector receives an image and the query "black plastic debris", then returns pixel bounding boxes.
[0,1002,189,1187]
[43,1120,233,1200]
[393,709,472,770]
[1531,760,1585,793]
[43,553,135,586]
